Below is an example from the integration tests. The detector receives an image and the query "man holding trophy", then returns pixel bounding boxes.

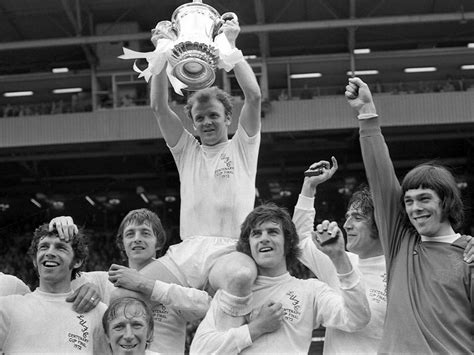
[113,0,263,339]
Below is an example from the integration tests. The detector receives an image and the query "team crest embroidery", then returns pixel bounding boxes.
[369,273,387,304]
[215,153,234,178]
[68,314,90,350]
[153,303,169,322]
[283,290,302,322]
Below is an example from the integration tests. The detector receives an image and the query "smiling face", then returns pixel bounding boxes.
[403,187,453,237]
[122,222,159,271]
[106,302,152,355]
[191,98,230,146]
[343,205,380,259]
[249,220,287,277]
[34,235,82,293]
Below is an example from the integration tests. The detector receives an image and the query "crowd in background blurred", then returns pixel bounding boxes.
[2,77,473,119]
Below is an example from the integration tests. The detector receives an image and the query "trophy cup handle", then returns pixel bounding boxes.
[221,12,238,22]
[152,20,177,45]
[213,12,238,38]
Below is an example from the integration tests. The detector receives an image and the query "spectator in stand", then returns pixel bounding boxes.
[300,84,313,99]
[120,94,136,107]
[278,89,289,101]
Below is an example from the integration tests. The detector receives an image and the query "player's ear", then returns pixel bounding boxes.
[72,259,83,270]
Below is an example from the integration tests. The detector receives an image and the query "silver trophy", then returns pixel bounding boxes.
[158,0,237,91]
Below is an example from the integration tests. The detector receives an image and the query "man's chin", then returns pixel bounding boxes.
[202,138,218,146]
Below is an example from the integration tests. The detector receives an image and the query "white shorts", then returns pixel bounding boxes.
[159,236,237,289]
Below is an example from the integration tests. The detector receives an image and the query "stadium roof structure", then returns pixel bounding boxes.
[1,0,473,76]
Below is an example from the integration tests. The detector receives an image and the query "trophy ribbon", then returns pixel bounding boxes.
[119,34,243,95]
[119,39,188,94]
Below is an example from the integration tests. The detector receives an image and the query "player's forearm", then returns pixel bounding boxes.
[151,280,211,315]
[337,270,371,331]
[300,179,317,197]
[110,287,148,304]
[135,277,155,298]
[359,117,402,256]
[318,270,370,332]
[233,60,261,102]
[190,325,251,354]
[329,251,353,274]
[298,238,339,287]
[150,71,170,115]
[293,194,315,241]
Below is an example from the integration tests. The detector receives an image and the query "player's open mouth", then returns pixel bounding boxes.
[259,247,273,252]
[120,344,138,350]
[414,215,429,223]
[42,260,59,267]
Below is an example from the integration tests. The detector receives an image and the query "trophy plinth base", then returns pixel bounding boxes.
[170,41,219,91]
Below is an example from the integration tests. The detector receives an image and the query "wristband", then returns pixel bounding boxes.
[357,113,378,120]
[224,48,244,66]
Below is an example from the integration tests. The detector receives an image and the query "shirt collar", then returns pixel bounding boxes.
[420,233,460,243]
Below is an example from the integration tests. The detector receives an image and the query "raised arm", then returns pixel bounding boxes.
[293,157,338,241]
[314,222,353,275]
[345,78,404,263]
[150,70,185,148]
[312,224,370,331]
[149,25,185,147]
[293,158,341,287]
[220,18,261,136]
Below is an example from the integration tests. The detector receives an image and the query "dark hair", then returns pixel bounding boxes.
[400,163,464,229]
[347,184,379,238]
[237,203,301,270]
[102,297,154,346]
[116,209,167,260]
[27,223,88,280]
[183,86,233,121]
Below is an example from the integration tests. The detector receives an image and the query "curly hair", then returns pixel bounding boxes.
[116,209,167,261]
[102,297,154,346]
[347,184,379,239]
[237,203,301,271]
[27,223,88,280]
[183,86,233,121]
[400,163,464,230]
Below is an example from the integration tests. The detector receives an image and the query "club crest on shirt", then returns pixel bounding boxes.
[283,290,302,322]
[68,314,90,350]
[153,303,169,322]
[368,272,387,304]
[215,153,234,178]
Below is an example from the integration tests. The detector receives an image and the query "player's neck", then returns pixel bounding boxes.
[130,258,154,271]
[38,279,72,294]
